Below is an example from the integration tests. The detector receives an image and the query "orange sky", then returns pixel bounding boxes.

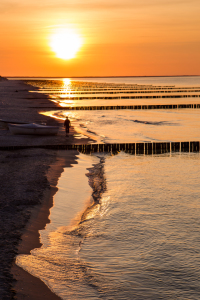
[1,0,200,77]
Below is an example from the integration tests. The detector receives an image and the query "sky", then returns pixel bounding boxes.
[0,0,200,77]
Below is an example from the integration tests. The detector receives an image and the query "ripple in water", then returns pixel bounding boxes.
[16,151,200,299]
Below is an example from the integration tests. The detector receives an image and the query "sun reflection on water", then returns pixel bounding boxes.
[63,78,71,87]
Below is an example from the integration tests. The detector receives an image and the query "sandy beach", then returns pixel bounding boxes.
[0,78,93,299]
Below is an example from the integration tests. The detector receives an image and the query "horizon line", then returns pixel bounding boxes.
[5,75,200,79]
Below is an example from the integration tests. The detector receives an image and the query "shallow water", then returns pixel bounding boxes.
[17,151,200,299]
[43,109,200,144]
[23,75,200,87]
[34,76,200,143]
[16,77,200,299]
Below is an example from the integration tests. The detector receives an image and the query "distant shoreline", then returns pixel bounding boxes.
[6,75,200,79]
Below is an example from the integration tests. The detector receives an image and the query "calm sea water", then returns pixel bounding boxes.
[16,77,200,299]
[34,76,200,144]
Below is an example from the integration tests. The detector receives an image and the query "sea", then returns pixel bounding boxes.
[16,76,200,299]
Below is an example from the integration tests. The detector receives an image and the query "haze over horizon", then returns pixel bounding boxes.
[1,0,200,77]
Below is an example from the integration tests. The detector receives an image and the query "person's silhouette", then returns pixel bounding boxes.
[64,116,71,136]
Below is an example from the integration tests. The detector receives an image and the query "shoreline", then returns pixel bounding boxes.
[0,79,93,299]
[12,150,79,300]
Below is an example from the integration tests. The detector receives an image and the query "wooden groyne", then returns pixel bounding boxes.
[1,141,199,155]
[33,103,200,111]
[46,94,200,100]
[39,89,200,95]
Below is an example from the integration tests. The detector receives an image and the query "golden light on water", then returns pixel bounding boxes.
[63,78,71,86]
[59,100,74,107]
[50,29,83,60]
[41,110,78,121]
[61,78,73,100]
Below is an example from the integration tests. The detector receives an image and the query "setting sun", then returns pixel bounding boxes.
[50,29,83,60]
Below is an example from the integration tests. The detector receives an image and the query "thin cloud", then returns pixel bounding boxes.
[0,1,19,13]
[1,0,199,13]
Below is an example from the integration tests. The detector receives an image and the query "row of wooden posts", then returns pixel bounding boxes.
[41,86,200,92]
[38,103,200,111]
[55,94,200,100]
[45,89,200,95]
[1,141,200,154]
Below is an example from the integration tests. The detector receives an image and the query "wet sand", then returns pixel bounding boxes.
[0,78,93,299]
[12,150,79,300]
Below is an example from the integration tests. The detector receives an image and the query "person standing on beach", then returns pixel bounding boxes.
[64,116,71,136]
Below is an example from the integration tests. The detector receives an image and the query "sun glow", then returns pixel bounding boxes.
[50,29,83,60]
